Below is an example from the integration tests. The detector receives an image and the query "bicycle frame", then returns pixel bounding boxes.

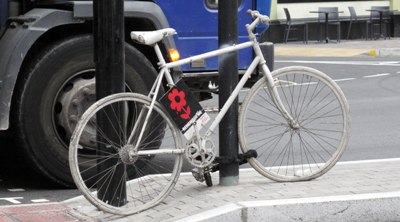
[157,43,256,134]
[131,18,297,150]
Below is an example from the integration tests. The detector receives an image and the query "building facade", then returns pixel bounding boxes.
[264,0,400,42]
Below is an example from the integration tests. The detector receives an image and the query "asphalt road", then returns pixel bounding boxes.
[0,133,79,205]
[0,55,399,206]
[275,56,400,161]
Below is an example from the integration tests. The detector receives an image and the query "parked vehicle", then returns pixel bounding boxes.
[0,0,272,187]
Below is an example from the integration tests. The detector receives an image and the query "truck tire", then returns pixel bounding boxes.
[12,34,159,187]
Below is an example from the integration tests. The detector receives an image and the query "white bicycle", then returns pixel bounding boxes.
[69,10,351,215]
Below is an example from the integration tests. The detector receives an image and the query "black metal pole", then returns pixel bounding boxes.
[94,0,126,206]
[218,0,239,186]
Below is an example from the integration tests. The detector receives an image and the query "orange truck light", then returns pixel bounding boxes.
[168,49,180,62]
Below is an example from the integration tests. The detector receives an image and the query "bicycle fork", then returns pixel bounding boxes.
[249,24,298,129]
[263,64,299,129]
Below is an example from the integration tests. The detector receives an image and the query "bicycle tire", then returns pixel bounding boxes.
[239,66,350,182]
[69,93,183,215]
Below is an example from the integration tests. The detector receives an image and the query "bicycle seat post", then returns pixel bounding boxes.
[153,43,166,67]
[153,43,174,86]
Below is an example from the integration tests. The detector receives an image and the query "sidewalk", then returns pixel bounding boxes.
[63,158,400,222]
[274,37,400,57]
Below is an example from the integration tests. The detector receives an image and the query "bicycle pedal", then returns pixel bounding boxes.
[191,168,205,182]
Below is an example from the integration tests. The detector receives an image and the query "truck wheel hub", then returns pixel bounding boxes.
[55,73,96,148]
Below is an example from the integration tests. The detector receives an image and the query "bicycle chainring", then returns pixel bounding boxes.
[185,138,216,168]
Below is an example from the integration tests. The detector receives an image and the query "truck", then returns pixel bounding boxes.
[0,0,272,187]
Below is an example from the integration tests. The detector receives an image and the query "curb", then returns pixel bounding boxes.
[373,48,400,57]
[275,46,400,57]
[177,191,400,222]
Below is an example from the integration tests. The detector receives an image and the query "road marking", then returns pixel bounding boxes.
[31,199,50,203]
[275,60,400,66]
[334,78,356,82]
[8,188,25,192]
[337,157,400,165]
[0,197,52,205]
[363,73,390,78]
[0,197,23,204]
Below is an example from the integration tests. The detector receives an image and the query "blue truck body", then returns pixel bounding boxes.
[155,0,271,72]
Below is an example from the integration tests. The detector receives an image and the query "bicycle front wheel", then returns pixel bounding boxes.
[69,93,183,215]
[239,66,350,182]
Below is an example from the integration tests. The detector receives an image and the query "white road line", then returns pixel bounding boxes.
[334,78,356,82]
[0,197,23,204]
[0,202,58,208]
[8,188,25,192]
[337,157,400,165]
[363,73,390,78]
[275,60,400,66]
[31,199,50,203]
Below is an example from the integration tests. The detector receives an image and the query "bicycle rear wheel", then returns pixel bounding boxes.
[69,93,183,215]
[239,66,350,182]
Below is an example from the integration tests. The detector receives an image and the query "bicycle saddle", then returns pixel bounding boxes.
[130,28,177,45]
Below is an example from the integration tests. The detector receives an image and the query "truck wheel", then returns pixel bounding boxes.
[12,34,159,187]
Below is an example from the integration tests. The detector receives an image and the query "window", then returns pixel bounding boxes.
[205,0,242,10]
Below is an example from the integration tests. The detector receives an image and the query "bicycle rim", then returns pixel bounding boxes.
[69,93,183,215]
[239,66,350,182]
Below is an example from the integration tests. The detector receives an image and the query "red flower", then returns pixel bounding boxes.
[168,88,187,112]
